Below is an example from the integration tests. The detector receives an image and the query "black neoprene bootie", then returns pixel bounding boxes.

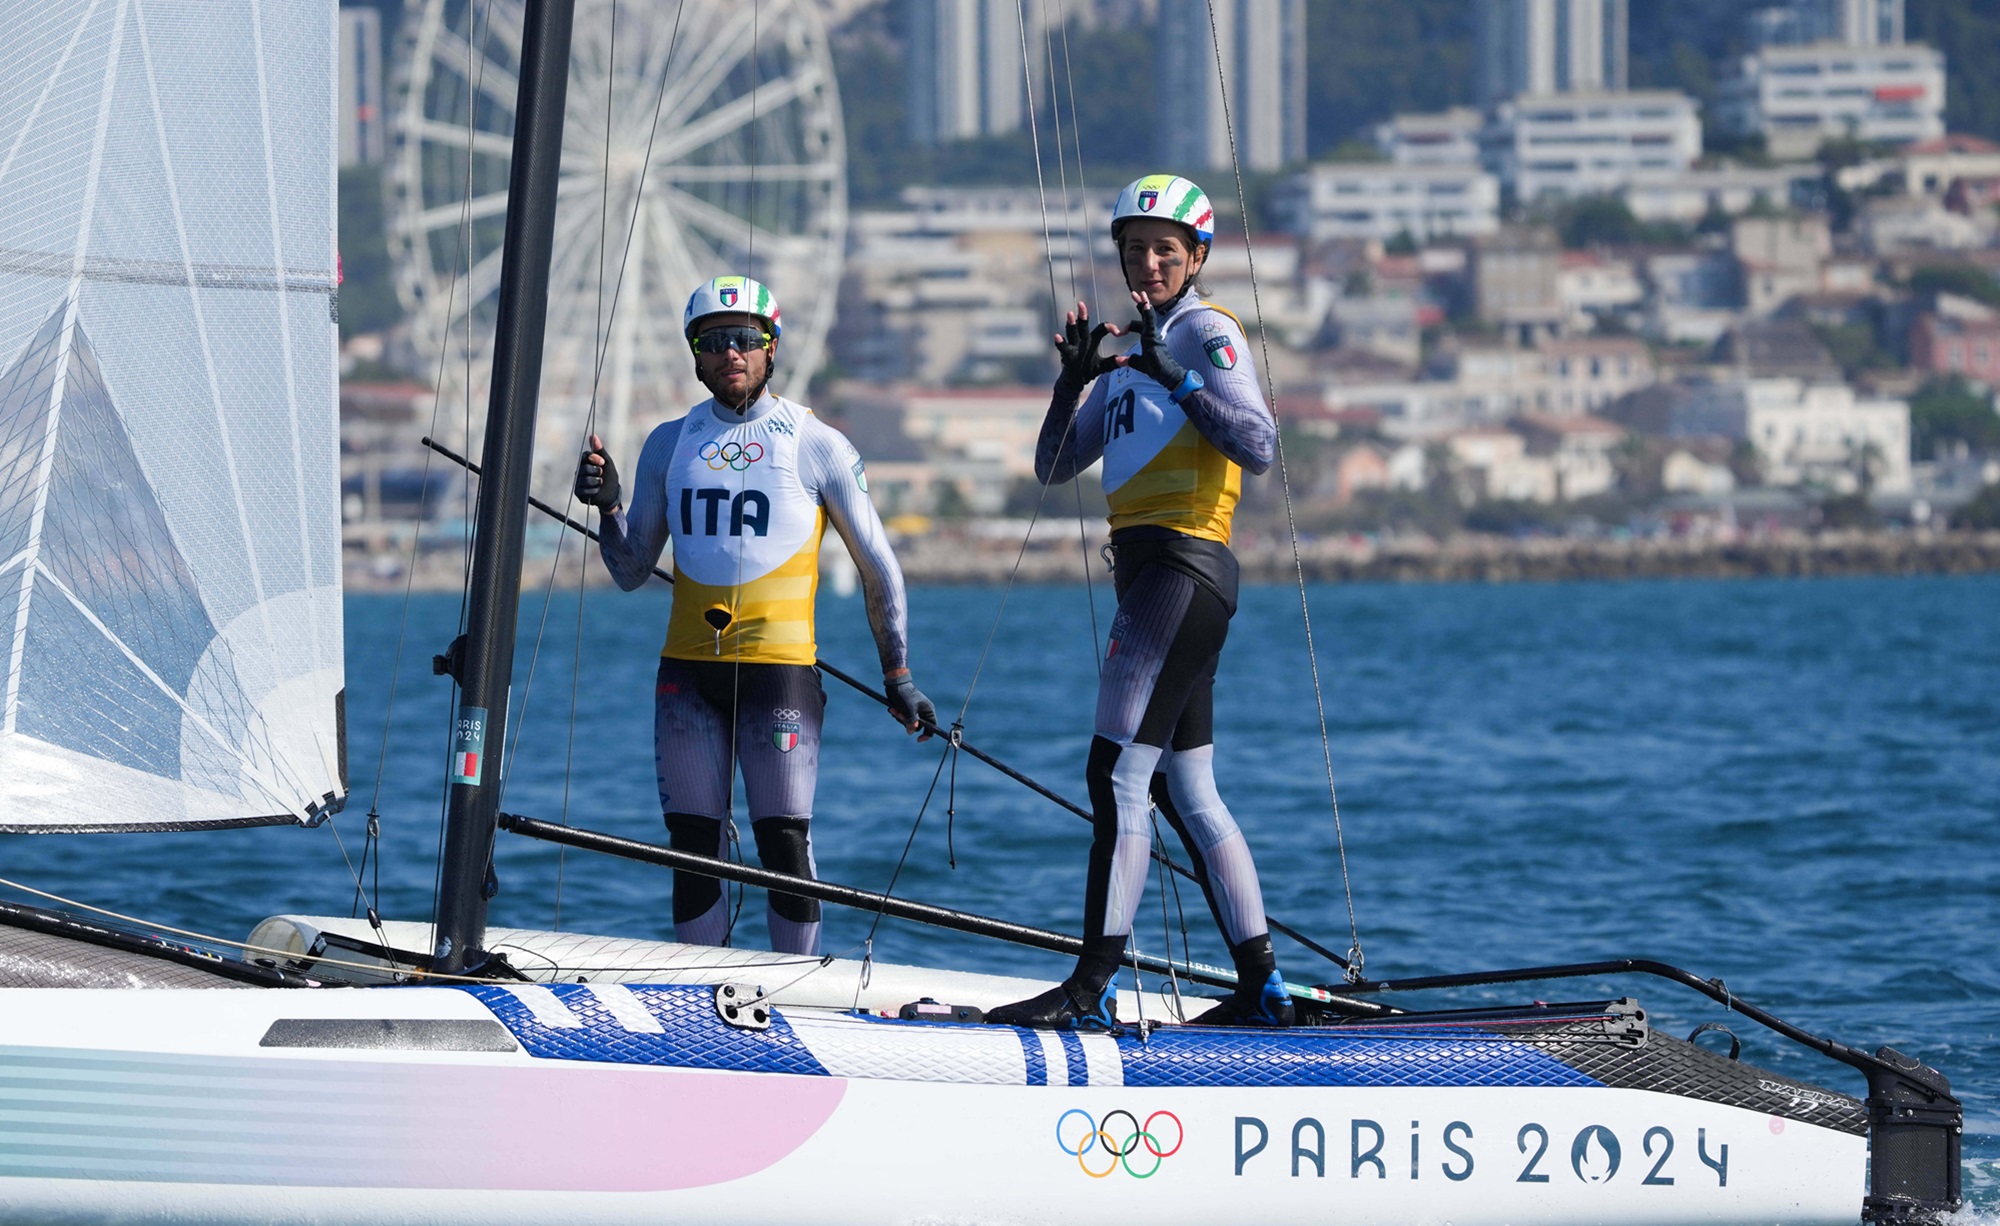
[1190,934,1295,1027]
[983,975,1120,1030]
[986,936,1123,1031]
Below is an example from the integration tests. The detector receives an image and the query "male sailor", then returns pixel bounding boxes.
[575,275,936,956]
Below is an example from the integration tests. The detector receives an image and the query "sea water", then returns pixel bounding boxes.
[4,575,1995,1210]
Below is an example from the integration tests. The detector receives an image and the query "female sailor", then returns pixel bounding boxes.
[575,276,936,956]
[987,176,1290,1029]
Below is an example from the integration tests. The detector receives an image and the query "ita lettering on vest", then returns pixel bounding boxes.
[1095,307,1242,545]
[663,398,826,663]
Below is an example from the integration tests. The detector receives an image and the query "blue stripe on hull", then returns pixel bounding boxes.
[464,985,830,1076]
[1117,1028,1602,1090]
[1018,1031,1047,1086]
[1059,1032,1089,1087]
[460,986,1603,1090]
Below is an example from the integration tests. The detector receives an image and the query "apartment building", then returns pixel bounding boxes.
[1272,163,1501,244]
[1717,42,1945,160]
[1485,91,1702,201]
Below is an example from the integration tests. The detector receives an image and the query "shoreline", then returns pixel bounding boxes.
[343,529,2000,592]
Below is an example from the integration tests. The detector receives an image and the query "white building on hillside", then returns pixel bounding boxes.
[1485,91,1702,200]
[1620,163,1819,222]
[1514,412,1625,499]
[1671,378,1911,494]
[1716,42,1945,160]
[1448,427,1559,503]
[834,190,1090,385]
[1374,109,1486,167]
[1272,163,1501,244]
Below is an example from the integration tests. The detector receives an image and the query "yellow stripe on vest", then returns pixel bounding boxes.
[1106,421,1240,545]
[664,509,826,663]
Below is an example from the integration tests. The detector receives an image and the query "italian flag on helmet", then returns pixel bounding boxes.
[1111,174,1215,247]
[684,275,782,343]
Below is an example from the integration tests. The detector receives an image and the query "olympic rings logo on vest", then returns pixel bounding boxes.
[700,440,765,471]
[1056,1108,1183,1179]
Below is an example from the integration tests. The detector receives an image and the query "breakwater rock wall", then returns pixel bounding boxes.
[891,531,2000,585]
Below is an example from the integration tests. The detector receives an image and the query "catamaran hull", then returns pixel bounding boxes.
[0,985,1865,1224]
[0,1082,1863,1225]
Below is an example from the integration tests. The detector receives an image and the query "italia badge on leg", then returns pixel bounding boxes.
[772,721,801,753]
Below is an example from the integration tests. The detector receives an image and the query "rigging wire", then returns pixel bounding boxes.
[556,0,632,928]
[713,0,766,949]
[360,0,496,941]
[848,742,955,1012]
[1053,10,1103,309]
[1199,0,1365,980]
[432,0,496,964]
[951,0,1091,722]
[499,0,690,929]
[1011,0,1062,337]
[1038,0,1104,678]
[501,0,619,919]
[1151,809,1193,1021]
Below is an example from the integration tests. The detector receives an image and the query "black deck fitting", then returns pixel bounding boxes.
[1861,1046,1962,1223]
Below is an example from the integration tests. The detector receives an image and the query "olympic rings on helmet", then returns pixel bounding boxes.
[1054,1108,1182,1179]
[698,440,765,471]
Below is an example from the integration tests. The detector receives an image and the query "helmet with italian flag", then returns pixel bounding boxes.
[1110,174,1215,248]
[683,275,782,348]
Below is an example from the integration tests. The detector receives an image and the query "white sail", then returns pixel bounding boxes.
[0,0,344,830]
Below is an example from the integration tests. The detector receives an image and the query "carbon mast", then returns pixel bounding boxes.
[431,0,577,976]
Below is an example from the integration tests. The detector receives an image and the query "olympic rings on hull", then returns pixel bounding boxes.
[1055,1109,1183,1179]
[699,440,766,471]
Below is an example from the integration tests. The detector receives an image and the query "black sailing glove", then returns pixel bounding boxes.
[1053,305,1115,398]
[884,670,937,742]
[573,434,621,512]
[1121,295,1197,401]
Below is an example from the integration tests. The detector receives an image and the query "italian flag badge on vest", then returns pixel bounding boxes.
[1203,334,1237,369]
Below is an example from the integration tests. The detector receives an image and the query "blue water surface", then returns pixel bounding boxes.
[4,573,1995,1209]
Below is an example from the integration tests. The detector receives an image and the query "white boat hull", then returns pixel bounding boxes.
[0,977,1866,1225]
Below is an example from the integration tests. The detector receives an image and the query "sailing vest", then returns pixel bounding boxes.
[1096,302,1242,545]
[662,396,825,664]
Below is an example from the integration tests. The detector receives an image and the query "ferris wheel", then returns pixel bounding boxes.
[386,0,848,496]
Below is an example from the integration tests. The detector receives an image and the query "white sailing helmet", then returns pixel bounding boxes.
[683,276,782,349]
[1110,174,1215,248]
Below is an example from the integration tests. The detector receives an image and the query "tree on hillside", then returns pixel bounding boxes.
[1955,482,2000,529]
[1909,0,2000,142]
[1909,377,2000,459]
[1908,264,2000,310]
[1305,2,1474,158]
[1556,196,1692,249]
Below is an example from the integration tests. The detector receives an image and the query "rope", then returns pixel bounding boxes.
[545,0,691,929]
[1039,0,1104,675]
[720,0,766,947]
[1052,7,1103,308]
[849,743,956,1012]
[0,877,542,984]
[954,0,1095,721]
[1012,0,1062,316]
[1199,0,1364,980]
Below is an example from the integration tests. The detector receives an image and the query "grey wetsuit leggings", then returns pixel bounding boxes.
[1084,555,1270,950]
[654,657,824,955]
